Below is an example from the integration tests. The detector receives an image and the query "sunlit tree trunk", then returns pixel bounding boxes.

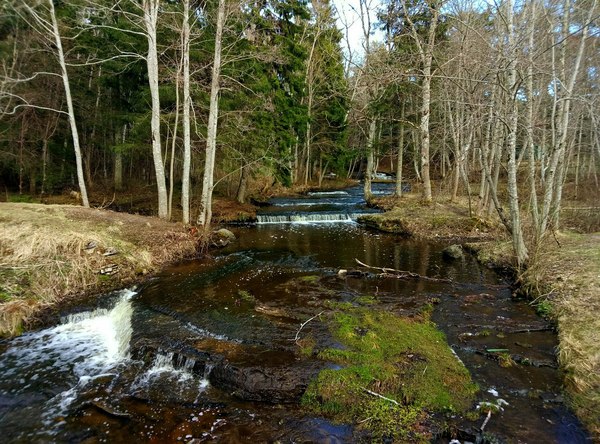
[48,0,89,207]
[401,0,439,203]
[143,0,168,219]
[197,0,225,228]
[363,118,377,200]
[395,102,405,197]
[505,0,528,266]
[181,0,192,224]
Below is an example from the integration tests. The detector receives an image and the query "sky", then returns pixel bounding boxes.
[331,0,384,63]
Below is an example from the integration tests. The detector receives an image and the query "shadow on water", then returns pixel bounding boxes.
[0,185,591,442]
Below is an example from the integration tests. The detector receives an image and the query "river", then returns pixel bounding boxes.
[0,184,590,443]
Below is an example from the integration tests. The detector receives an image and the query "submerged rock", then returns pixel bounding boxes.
[211,228,237,247]
[443,244,464,260]
[209,361,314,403]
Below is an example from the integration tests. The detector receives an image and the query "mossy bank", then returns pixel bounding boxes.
[302,303,478,442]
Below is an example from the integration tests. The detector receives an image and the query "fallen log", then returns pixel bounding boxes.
[354,258,452,283]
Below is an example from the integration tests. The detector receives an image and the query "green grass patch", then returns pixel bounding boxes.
[237,290,256,304]
[356,295,377,305]
[303,307,477,441]
[7,194,36,203]
[299,275,320,283]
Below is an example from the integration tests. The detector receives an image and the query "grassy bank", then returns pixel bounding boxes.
[524,232,600,438]
[358,194,504,242]
[0,203,201,337]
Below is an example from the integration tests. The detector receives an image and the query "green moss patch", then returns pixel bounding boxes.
[303,307,477,441]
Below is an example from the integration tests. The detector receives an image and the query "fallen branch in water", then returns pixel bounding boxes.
[480,409,492,431]
[354,258,452,283]
[293,311,324,344]
[362,387,400,406]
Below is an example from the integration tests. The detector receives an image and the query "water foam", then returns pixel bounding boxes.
[0,289,136,423]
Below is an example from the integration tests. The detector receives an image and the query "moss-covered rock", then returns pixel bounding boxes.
[302,306,478,442]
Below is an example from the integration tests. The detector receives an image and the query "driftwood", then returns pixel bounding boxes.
[354,258,452,283]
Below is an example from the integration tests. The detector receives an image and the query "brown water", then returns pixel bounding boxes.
[0,187,591,443]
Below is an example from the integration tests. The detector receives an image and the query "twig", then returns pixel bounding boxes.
[293,311,324,344]
[362,388,400,406]
[480,409,492,431]
[354,258,452,283]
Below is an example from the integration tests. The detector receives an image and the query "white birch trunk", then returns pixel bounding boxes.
[363,118,377,201]
[506,0,528,266]
[143,0,168,219]
[48,0,89,207]
[197,0,225,228]
[181,0,192,224]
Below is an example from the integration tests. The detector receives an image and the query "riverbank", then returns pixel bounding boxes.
[358,194,505,242]
[521,232,599,438]
[360,195,600,439]
[0,203,202,337]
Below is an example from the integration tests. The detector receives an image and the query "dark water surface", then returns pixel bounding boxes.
[0,186,590,443]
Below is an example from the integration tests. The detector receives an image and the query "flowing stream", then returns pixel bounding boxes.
[0,185,590,443]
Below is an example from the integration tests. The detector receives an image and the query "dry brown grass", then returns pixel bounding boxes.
[522,231,600,439]
[0,203,200,337]
[360,193,505,242]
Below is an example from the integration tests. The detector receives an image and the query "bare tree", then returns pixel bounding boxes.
[197,0,226,228]
[4,0,90,207]
[400,0,442,203]
[143,0,169,219]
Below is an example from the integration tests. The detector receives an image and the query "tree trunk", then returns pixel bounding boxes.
[49,0,89,207]
[506,0,528,266]
[181,0,192,224]
[420,58,433,203]
[168,67,180,221]
[363,118,377,201]
[395,102,405,197]
[144,0,168,219]
[236,164,249,204]
[197,0,225,228]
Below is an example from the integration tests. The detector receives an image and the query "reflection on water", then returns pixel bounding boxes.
[0,186,590,443]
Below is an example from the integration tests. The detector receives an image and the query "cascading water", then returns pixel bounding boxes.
[0,289,135,439]
[257,183,393,224]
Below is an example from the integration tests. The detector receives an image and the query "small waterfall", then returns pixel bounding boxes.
[133,351,210,398]
[0,289,136,433]
[256,212,370,224]
[307,191,349,196]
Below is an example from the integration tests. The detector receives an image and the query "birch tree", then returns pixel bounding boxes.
[197,0,226,228]
[181,0,192,224]
[143,0,168,219]
[400,0,441,203]
[5,0,90,207]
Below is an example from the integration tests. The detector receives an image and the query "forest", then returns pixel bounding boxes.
[1,0,598,264]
